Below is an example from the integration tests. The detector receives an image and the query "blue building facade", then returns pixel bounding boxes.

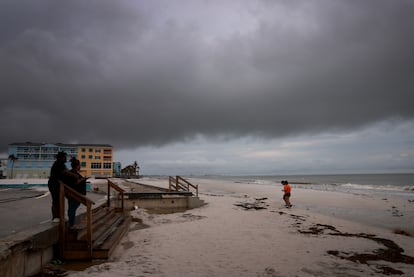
[7,142,114,178]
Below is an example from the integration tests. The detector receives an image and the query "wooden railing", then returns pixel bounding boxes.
[59,182,95,258]
[168,176,198,196]
[107,179,125,212]
[58,179,125,259]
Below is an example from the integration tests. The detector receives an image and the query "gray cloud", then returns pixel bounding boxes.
[1,0,414,153]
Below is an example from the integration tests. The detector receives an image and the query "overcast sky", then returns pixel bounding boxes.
[1,0,413,175]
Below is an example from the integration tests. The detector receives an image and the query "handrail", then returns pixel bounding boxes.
[57,179,125,259]
[168,176,198,196]
[59,181,95,259]
[107,179,125,212]
[168,176,175,191]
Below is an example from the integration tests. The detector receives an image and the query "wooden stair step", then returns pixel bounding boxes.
[62,202,131,260]
[73,205,111,229]
[64,213,130,258]
[73,208,116,240]
[91,212,128,246]
[98,214,130,249]
[91,214,131,259]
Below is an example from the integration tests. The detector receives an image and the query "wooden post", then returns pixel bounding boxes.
[120,191,124,212]
[176,176,179,191]
[107,180,111,208]
[86,202,93,258]
[59,182,66,259]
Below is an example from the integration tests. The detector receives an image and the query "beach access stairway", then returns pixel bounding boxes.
[58,179,130,260]
[168,176,199,196]
[59,176,199,260]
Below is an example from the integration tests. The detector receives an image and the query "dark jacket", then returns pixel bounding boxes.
[68,170,87,195]
[48,161,69,187]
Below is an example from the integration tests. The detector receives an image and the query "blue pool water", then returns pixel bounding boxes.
[0,182,92,191]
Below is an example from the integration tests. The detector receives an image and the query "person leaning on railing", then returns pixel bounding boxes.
[66,157,88,228]
[48,151,79,223]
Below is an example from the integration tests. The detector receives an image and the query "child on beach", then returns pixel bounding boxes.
[281,180,292,208]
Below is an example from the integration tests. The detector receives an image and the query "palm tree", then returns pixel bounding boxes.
[8,154,18,179]
[133,161,140,177]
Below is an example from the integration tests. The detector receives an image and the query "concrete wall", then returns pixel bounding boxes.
[123,195,205,211]
[124,196,189,210]
[0,224,58,277]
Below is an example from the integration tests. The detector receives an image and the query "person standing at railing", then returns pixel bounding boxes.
[67,157,88,228]
[48,151,78,223]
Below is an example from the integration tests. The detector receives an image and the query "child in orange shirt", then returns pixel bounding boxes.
[281,180,292,208]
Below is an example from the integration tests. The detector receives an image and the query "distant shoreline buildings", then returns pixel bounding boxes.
[6,142,121,178]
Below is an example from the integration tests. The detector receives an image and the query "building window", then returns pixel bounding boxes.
[82,148,86,152]
[91,163,102,169]
[95,156,101,160]
[103,163,112,169]
[81,162,87,167]
[89,155,93,159]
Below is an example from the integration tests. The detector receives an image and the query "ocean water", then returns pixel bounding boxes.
[202,173,414,200]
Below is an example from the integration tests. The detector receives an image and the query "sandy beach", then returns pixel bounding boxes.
[59,177,414,276]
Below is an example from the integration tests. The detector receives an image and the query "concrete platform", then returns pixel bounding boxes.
[0,187,105,239]
[0,187,107,276]
[106,179,205,211]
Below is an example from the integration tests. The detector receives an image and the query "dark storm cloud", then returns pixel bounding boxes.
[1,0,413,152]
